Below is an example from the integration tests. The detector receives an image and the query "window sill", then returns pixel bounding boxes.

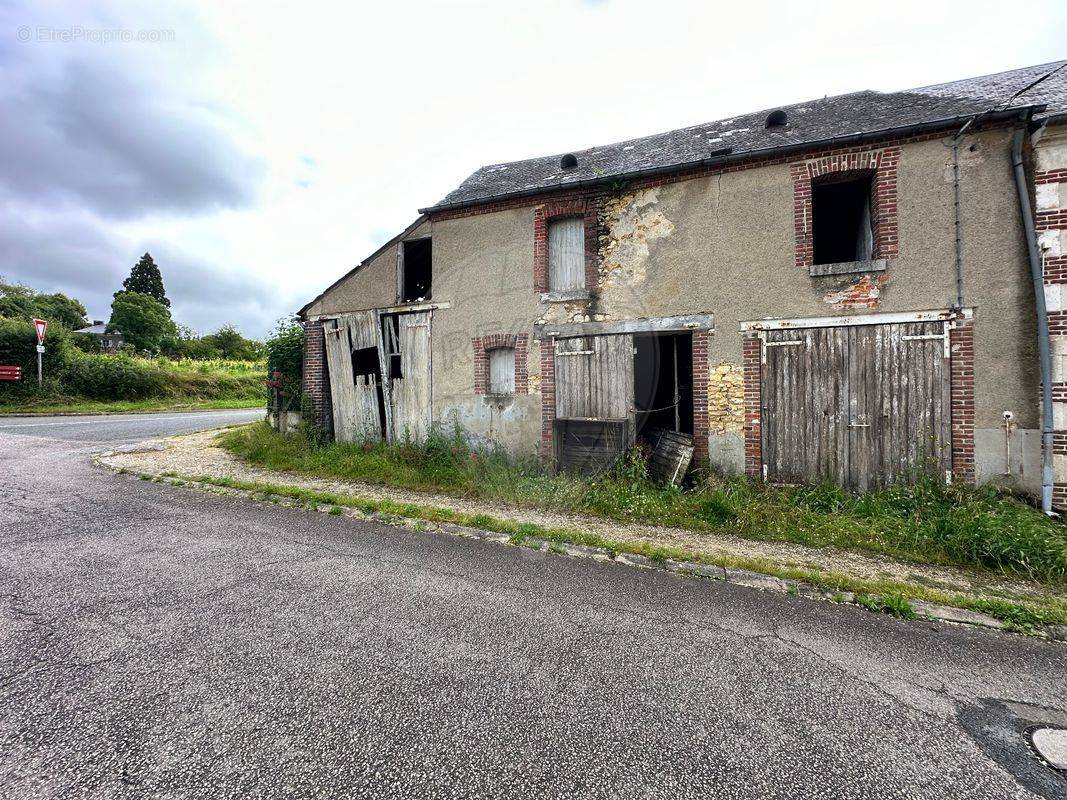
[809,259,887,277]
[540,289,591,303]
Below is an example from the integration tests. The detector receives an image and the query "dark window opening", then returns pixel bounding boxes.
[812,174,874,265]
[560,153,578,170]
[401,238,432,303]
[633,332,693,441]
[381,315,403,380]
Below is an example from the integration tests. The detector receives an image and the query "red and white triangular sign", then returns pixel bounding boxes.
[33,318,47,344]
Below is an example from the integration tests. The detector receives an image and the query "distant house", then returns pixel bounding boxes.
[74,321,124,352]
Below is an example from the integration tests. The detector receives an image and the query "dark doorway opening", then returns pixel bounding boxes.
[634,332,693,441]
[351,345,388,438]
[401,238,432,303]
[812,173,874,264]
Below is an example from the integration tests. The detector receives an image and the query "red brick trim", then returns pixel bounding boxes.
[533,199,599,294]
[691,330,710,464]
[949,320,975,484]
[742,334,763,479]
[791,146,900,269]
[540,338,556,462]
[1035,169,1067,184]
[302,320,331,437]
[472,333,529,395]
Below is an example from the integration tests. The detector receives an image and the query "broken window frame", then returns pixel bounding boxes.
[397,236,432,304]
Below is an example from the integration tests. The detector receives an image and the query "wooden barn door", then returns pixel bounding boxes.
[387,311,432,443]
[324,311,385,443]
[762,320,950,489]
[553,334,635,471]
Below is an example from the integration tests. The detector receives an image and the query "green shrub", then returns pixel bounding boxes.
[61,352,168,400]
[265,315,304,410]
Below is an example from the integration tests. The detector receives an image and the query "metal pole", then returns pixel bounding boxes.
[37,350,42,387]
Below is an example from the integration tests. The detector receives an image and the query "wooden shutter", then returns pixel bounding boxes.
[488,347,515,394]
[548,218,585,291]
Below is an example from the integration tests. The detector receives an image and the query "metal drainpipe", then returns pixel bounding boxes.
[1011,121,1055,515]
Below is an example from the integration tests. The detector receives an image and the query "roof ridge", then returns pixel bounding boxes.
[909,59,1067,93]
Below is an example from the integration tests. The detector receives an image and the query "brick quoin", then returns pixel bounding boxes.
[792,146,900,269]
[539,338,556,462]
[691,330,710,463]
[301,320,331,437]
[532,199,599,294]
[1037,166,1067,508]
[472,333,529,395]
[741,335,763,478]
[950,320,976,484]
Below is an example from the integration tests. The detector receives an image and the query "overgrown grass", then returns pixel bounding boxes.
[218,423,1067,588]
[0,355,266,412]
[162,470,1067,630]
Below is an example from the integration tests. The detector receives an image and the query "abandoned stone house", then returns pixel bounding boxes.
[297,60,1067,508]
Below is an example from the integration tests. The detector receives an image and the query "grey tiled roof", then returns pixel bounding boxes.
[426,61,1067,212]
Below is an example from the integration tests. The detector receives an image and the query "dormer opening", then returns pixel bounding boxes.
[765,109,788,128]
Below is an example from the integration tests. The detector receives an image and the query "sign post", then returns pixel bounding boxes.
[32,318,47,388]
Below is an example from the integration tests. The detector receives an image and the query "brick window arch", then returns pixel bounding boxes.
[791,146,900,269]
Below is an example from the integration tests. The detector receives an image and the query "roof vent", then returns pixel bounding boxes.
[560,153,578,170]
[765,109,788,128]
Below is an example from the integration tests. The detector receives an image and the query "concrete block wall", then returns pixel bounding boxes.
[1035,124,1067,507]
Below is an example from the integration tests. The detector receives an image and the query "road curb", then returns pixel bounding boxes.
[96,460,1066,643]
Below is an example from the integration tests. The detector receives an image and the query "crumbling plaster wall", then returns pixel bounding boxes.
[570,129,1037,485]
[306,130,1038,490]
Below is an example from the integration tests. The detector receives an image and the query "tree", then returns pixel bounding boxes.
[0,280,88,329]
[34,292,88,330]
[119,253,170,307]
[109,291,176,353]
[0,281,38,321]
[202,324,262,361]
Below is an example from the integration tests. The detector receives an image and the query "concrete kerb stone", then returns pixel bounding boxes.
[92,457,1062,641]
[911,601,1005,630]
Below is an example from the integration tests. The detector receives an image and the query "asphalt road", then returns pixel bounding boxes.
[1,412,1065,799]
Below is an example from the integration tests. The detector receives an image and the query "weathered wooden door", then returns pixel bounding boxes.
[553,334,635,471]
[388,311,432,442]
[324,312,385,443]
[762,321,950,489]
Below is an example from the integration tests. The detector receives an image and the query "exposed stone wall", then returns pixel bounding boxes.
[707,361,745,434]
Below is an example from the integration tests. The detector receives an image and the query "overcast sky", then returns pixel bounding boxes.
[1,0,1064,337]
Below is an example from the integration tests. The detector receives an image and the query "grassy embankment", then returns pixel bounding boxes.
[213,423,1067,629]
[0,355,266,414]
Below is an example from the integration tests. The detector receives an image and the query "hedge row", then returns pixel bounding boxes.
[0,318,264,403]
